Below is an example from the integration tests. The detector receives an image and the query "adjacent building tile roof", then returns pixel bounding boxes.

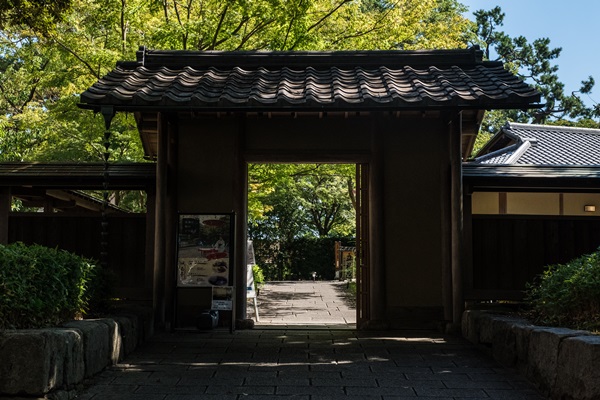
[79,46,540,112]
[472,122,600,165]
[463,164,600,191]
[0,163,156,189]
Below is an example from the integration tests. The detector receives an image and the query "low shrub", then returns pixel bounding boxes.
[0,242,99,329]
[525,248,600,331]
[252,264,265,290]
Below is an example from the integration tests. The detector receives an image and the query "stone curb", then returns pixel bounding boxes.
[0,307,153,399]
[462,309,600,400]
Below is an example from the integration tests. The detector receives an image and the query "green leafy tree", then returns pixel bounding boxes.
[249,164,355,238]
[0,0,72,33]
[248,164,355,279]
[145,0,471,51]
[468,6,599,154]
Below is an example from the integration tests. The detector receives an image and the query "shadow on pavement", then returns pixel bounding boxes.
[249,281,356,328]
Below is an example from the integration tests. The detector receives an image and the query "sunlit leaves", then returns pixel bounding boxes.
[138,0,472,51]
[0,0,72,34]
[247,163,356,279]
[248,164,355,239]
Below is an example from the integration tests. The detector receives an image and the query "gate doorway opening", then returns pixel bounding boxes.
[246,163,368,328]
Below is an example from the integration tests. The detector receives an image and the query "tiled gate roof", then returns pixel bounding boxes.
[79,46,540,111]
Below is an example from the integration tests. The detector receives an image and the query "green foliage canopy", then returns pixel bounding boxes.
[0,0,72,33]
[248,163,356,239]
[248,163,356,279]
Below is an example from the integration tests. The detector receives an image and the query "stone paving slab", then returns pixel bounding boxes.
[249,281,356,329]
[74,329,547,400]
[73,282,547,399]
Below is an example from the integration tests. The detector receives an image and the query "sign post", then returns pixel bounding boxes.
[246,241,259,321]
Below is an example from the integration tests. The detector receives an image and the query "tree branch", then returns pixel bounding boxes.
[51,37,99,79]
[306,0,351,33]
[120,0,127,53]
[330,0,397,48]
[347,177,356,211]
[162,0,169,23]
[172,0,189,49]
[211,3,229,49]
[289,0,351,49]
[282,0,305,50]
[234,18,275,50]
[0,82,20,112]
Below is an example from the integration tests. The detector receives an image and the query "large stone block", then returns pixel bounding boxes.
[63,320,110,377]
[461,310,484,344]
[555,335,600,400]
[0,330,57,395]
[0,312,148,396]
[512,322,534,375]
[526,327,588,395]
[0,329,83,396]
[477,313,495,345]
[113,315,138,357]
[97,318,122,364]
[489,316,531,368]
[57,328,85,387]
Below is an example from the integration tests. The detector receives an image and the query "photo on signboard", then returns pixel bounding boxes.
[176,213,234,287]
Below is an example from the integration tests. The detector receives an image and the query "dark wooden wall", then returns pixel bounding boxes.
[468,215,600,300]
[8,214,149,299]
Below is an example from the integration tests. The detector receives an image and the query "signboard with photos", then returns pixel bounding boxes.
[176,213,234,287]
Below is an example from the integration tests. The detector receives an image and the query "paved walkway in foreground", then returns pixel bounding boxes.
[75,281,547,399]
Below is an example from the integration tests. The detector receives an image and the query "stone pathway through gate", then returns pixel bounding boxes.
[248,281,356,329]
[74,281,548,399]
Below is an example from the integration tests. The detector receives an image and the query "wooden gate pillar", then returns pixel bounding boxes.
[0,187,11,244]
[153,112,168,329]
[449,112,464,330]
[369,122,386,325]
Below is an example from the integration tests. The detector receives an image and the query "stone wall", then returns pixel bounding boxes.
[0,307,153,399]
[462,310,600,400]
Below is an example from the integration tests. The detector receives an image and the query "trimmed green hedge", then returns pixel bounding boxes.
[525,248,600,331]
[0,242,98,329]
[252,236,354,281]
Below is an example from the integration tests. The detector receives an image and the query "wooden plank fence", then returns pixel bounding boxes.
[468,215,600,300]
[8,214,150,299]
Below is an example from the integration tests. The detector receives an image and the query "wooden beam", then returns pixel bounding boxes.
[244,150,371,164]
